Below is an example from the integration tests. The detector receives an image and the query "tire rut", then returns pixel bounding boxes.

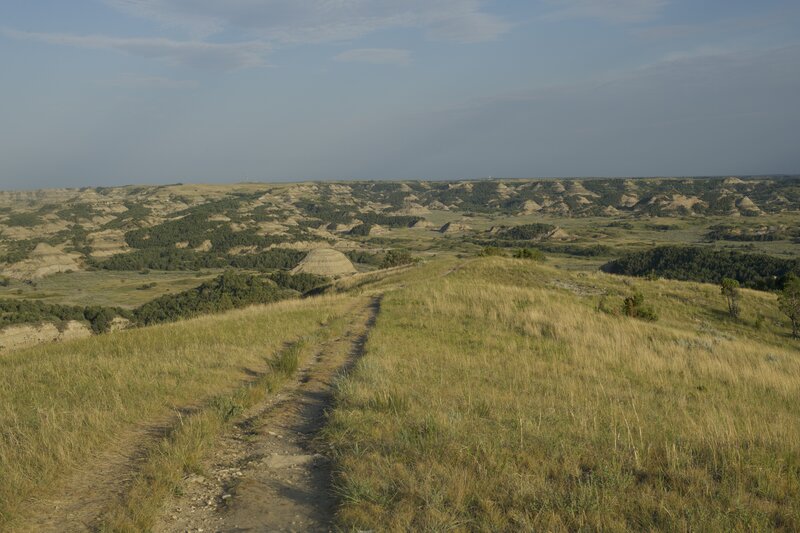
[155,295,382,533]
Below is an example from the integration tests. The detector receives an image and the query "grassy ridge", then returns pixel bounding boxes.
[326,258,800,531]
[99,298,363,532]
[0,294,357,529]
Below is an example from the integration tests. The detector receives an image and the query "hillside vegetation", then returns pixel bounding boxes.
[603,245,800,290]
[0,293,359,529]
[326,258,800,531]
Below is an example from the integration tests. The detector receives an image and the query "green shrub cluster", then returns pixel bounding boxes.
[56,204,99,222]
[268,271,329,294]
[602,246,800,290]
[513,248,546,261]
[2,269,327,332]
[706,224,787,242]
[124,215,286,253]
[133,271,293,326]
[356,213,422,228]
[380,250,415,269]
[3,213,43,227]
[0,240,39,264]
[294,200,353,225]
[345,250,384,266]
[91,248,305,272]
[471,238,612,258]
[622,292,658,321]
[496,223,556,240]
[0,300,127,333]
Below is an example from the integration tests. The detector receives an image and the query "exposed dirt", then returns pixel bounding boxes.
[154,296,381,533]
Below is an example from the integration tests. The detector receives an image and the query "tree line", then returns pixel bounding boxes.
[602,246,800,291]
[0,270,330,332]
[90,248,306,272]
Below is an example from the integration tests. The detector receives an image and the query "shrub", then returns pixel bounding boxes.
[513,248,546,261]
[0,299,127,332]
[269,271,329,294]
[0,276,10,287]
[778,275,800,338]
[497,223,556,241]
[381,250,415,269]
[83,307,117,334]
[720,278,741,319]
[346,250,383,266]
[133,271,293,326]
[622,291,658,321]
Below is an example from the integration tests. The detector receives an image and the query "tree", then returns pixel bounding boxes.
[381,250,414,269]
[622,291,658,321]
[720,278,741,319]
[778,275,800,338]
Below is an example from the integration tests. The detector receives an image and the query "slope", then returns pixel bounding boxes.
[325,257,800,531]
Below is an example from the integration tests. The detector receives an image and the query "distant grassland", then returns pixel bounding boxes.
[326,258,800,531]
[0,270,222,309]
[0,293,358,529]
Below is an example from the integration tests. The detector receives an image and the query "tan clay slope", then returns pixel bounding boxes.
[291,248,356,277]
[2,243,82,280]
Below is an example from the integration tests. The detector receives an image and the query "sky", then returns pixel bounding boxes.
[1,1,799,189]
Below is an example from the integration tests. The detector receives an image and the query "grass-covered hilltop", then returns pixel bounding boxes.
[1,176,799,531]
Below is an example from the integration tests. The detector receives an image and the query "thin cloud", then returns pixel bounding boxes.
[99,74,199,89]
[334,48,411,65]
[2,28,270,70]
[543,0,668,23]
[101,0,510,44]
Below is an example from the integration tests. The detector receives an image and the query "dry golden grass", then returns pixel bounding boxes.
[0,294,358,529]
[99,299,366,532]
[326,258,800,531]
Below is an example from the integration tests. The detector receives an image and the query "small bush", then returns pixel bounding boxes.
[0,276,10,287]
[381,250,415,269]
[513,248,546,261]
[720,278,741,319]
[778,275,800,338]
[622,291,658,321]
[83,307,118,334]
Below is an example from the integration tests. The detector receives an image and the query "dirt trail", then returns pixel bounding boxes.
[154,295,381,533]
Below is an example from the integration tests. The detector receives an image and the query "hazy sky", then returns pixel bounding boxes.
[1,1,799,189]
